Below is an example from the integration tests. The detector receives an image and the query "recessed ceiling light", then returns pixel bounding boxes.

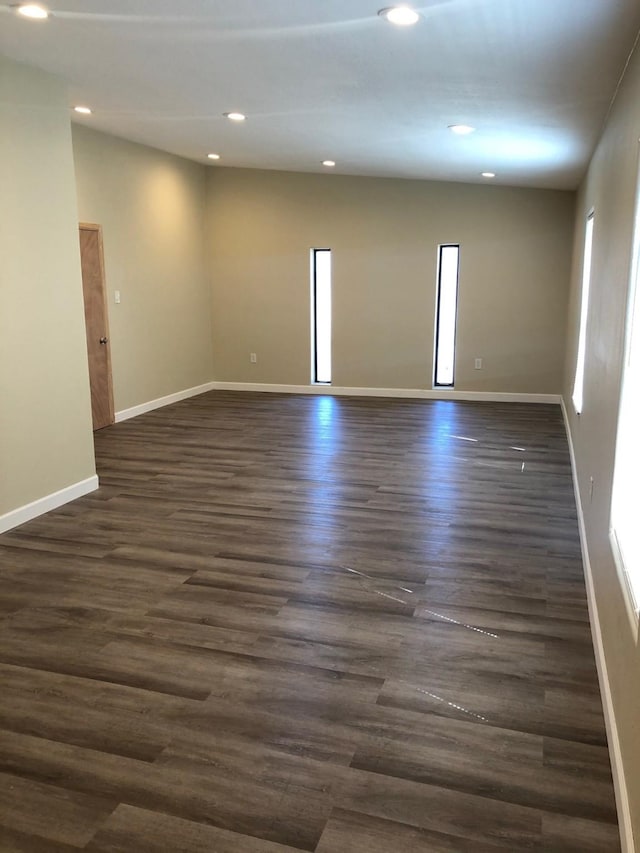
[73,106,92,115]
[449,124,476,135]
[378,6,420,26]
[208,153,221,160]
[322,160,336,167]
[15,3,49,19]
[481,172,496,178]
[224,112,246,122]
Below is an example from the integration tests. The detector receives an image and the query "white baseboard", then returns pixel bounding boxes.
[560,398,634,853]
[115,381,217,422]
[0,475,99,535]
[211,381,561,405]
[114,381,561,419]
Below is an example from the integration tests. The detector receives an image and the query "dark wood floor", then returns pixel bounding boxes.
[0,392,620,852]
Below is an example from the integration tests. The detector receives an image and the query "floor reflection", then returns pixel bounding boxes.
[412,684,489,723]
[295,395,345,559]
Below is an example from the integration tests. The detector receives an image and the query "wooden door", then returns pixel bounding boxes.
[79,224,114,430]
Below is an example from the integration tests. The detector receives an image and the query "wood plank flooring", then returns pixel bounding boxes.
[0,392,620,851]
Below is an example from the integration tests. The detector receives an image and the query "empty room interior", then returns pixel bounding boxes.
[1,1,640,851]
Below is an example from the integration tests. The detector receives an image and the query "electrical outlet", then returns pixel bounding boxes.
[474,358,483,370]
[114,290,121,304]
[250,352,257,363]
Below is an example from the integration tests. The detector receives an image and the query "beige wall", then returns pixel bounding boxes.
[207,167,575,392]
[0,57,95,518]
[563,40,640,846]
[72,125,214,413]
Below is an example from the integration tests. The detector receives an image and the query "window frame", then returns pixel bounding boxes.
[311,248,332,385]
[433,243,461,388]
[572,211,595,415]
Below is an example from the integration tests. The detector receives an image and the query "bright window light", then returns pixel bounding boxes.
[572,213,594,413]
[312,249,332,384]
[611,182,640,623]
[434,244,460,387]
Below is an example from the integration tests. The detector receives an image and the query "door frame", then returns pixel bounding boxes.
[80,222,115,428]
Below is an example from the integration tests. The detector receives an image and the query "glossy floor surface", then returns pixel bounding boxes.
[0,392,620,851]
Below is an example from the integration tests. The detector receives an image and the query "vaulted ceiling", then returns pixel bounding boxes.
[2,0,640,188]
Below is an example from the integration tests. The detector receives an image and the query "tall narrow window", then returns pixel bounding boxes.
[572,212,595,414]
[312,249,332,384]
[611,182,640,624]
[434,244,460,387]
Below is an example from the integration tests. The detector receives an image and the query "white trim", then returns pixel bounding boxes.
[0,475,99,535]
[115,382,217,422]
[211,381,561,405]
[560,398,634,853]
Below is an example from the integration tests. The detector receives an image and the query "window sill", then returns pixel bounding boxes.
[609,527,640,645]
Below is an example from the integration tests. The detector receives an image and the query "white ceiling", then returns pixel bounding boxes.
[1,0,640,189]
